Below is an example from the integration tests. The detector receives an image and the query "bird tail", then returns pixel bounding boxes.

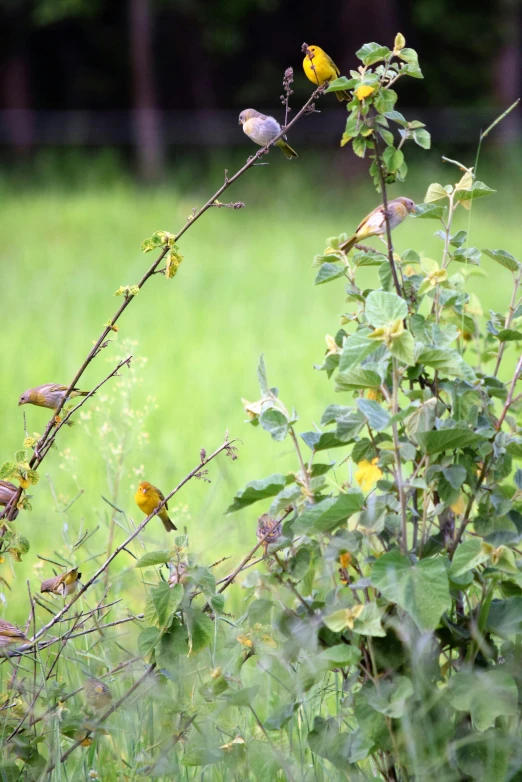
[336,90,350,102]
[72,388,90,397]
[338,234,358,253]
[275,139,298,159]
[162,515,177,533]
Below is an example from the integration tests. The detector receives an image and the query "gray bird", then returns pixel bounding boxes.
[239,109,297,159]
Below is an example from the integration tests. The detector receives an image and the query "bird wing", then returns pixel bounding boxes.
[356,206,386,234]
[326,53,340,77]
[157,487,168,510]
[0,620,26,638]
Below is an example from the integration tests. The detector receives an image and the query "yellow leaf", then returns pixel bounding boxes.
[450,495,465,515]
[394,33,406,51]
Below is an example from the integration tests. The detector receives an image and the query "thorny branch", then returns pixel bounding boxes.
[0,79,326,524]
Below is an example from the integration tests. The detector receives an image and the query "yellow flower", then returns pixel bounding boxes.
[241,398,263,421]
[404,265,416,277]
[325,334,341,357]
[344,604,364,629]
[339,552,352,569]
[355,84,375,101]
[355,458,383,492]
[369,318,404,347]
[450,495,466,515]
[236,634,253,648]
[366,389,383,402]
[427,268,448,286]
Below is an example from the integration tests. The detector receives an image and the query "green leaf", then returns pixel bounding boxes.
[325,76,355,93]
[335,367,383,392]
[454,181,496,203]
[182,748,224,767]
[443,464,467,489]
[371,551,451,631]
[151,582,183,626]
[227,474,289,514]
[335,411,366,442]
[0,462,17,480]
[389,331,415,365]
[156,623,189,668]
[352,602,387,637]
[449,538,489,578]
[259,409,289,441]
[320,404,353,425]
[314,262,345,285]
[497,329,522,342]
[385,109,407,126]
[425,183,448,203]
[339,329,380,372]
[318,644,362,667]
[356,42,391,65]
[138,626,161,657]
[383,146,404,174]
[353,248,387,267]
[374,88,397,114]
[185,609,214,655]
[418,347,476,382]
[135,550,172,569]
[413,128,431,149]
[224,686,259,706]
[356,399,390,431]
[415,428,484,455]
[300,431,347,452]
[367,676,413,718]
[294,492,365,535]
[365,291,407,327]
[483,248,521,273]
[486,597,522,638]
[398,47,419,65]
[257,353,269,395]
[448,670,517,731]
[412,203,446,219]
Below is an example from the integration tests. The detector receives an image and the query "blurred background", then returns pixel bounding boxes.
[1,0,521,614]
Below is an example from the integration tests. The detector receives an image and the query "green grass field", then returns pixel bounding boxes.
[1,148,521,622]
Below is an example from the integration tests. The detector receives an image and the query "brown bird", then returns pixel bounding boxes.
[18,384,89,414]
[0,619,28,651]
[339,197,416,254]
[0,480,19,520]
[84,677,113,712]
[41,568,82,597]
[135,481,177,532]
[256,513,282,556]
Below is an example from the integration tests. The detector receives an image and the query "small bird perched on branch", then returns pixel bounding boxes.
[41,567,82,597]
[0,480,19,520]
[302,45,350,101]
[84,677,112,712]
[18,383,90,415]
[135,481,177,532]
[339,197,416,253]
[238,109,297,159]
[0,619,28,650]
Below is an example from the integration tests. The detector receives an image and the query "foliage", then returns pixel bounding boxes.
[1,34,522,782]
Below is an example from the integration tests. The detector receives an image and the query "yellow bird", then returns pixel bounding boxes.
[0,619,28,651]
[18,383,89,414]
[135,481,177,532]
[238,109,297,159]
[84,677,112,712]
[41,567,82,597]
[302,45,350,101]
[339,197,416,254]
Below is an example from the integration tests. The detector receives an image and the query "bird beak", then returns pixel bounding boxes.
[238,120,242,125]
[411,205,417,213]
[18,400,21,406]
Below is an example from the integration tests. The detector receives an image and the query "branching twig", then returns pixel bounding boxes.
[371,116,402,298]
[0,83,324,525]
[13,439,235,650]
[46,663,156,772]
